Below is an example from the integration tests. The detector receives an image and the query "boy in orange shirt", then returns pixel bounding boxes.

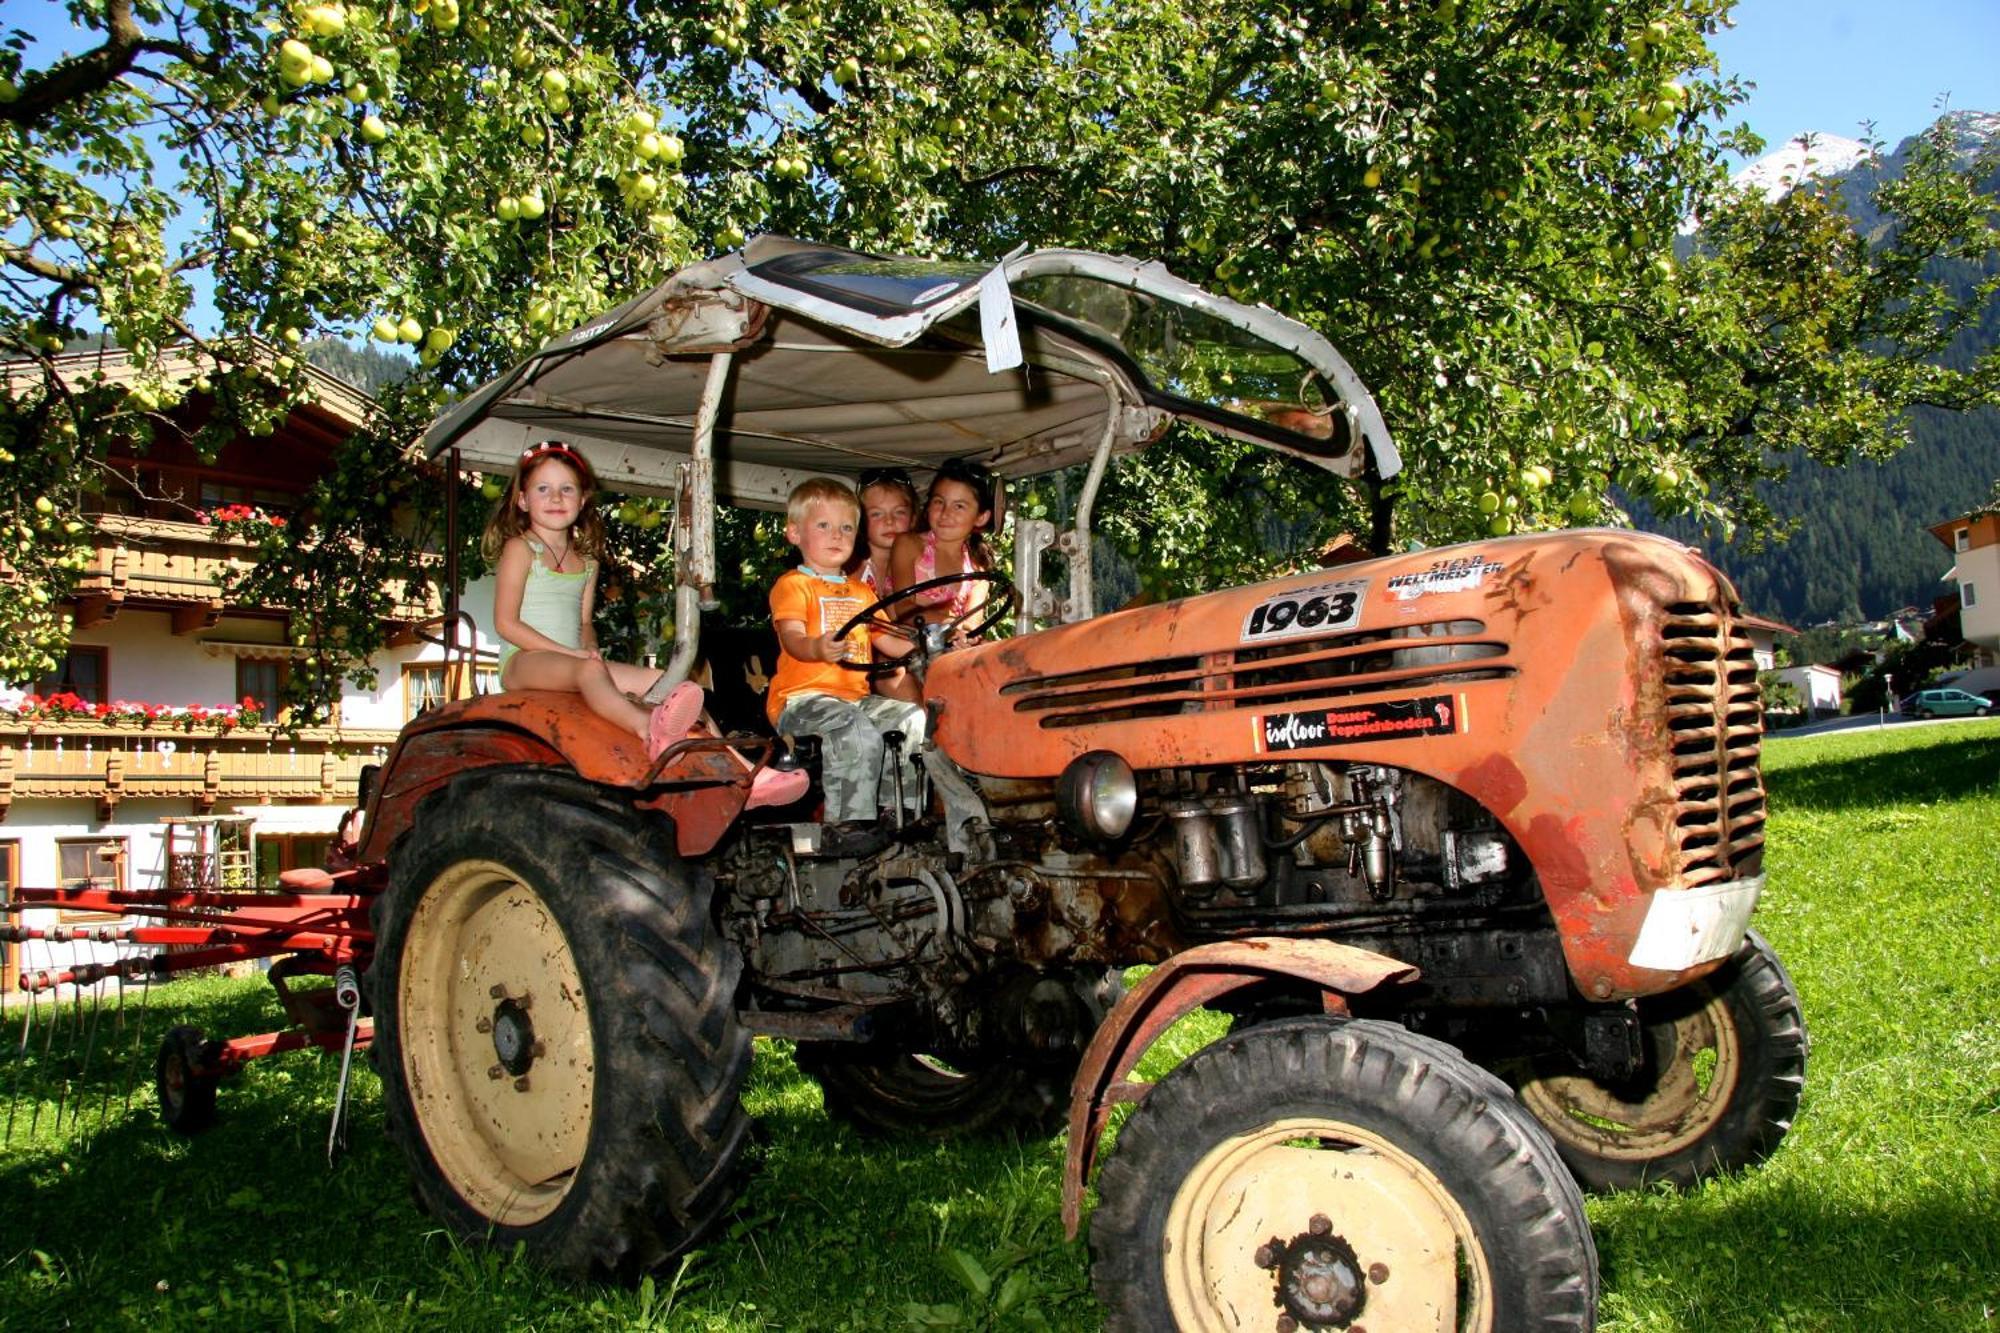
[767,478,923,827]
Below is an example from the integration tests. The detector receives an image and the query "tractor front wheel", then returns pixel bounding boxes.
[1089,1016,1597,1332]
[1508,930,1807,1192]
[370,768,751,1280]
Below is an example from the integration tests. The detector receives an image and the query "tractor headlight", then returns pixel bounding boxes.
[1057,750,1139,843]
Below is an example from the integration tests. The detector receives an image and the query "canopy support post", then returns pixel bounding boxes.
[659,350,733,689]
[1059,413,1117,623]
[444,447,461,633]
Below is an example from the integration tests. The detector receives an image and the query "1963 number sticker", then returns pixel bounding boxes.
[1241,577,1368,643]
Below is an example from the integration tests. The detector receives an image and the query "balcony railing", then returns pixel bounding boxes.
[0,718,400,821]
[58,515,441,630]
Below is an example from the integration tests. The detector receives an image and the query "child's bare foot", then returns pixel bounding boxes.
[646,681,704,758]
[745,766,810,810]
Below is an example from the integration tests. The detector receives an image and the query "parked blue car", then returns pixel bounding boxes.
[1898,688,1994,719]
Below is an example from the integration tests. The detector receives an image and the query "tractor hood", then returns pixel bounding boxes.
[420,236,1398,507]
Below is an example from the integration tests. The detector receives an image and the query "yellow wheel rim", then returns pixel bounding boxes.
[1518,992,1740,1163]
[1162,1116,1494,1333]
[399,858,594,1226]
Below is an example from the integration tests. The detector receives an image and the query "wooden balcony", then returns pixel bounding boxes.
[60,515,440,631]
[0,718,401,822]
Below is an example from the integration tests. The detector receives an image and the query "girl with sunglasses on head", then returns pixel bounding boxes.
[889,457,1004,640]
[849,467,920,599]
[483,441,703,757]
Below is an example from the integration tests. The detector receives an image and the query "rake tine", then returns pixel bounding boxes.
[28,940,53,1136]
[28,935,61,1142]
[3,981,34,1148]
[122,965,156,1119]
[91,975,129,1145]
[69,975,107,1145]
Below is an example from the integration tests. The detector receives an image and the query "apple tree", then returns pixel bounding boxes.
[5,0,1995,708]
[0,0,1077,702]
[895,0,2000,571]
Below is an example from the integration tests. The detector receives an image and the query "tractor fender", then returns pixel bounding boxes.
[357,692,752,865]
[1061,937,1418,1238]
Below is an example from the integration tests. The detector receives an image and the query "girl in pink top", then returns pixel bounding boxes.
[890,458,1003,634]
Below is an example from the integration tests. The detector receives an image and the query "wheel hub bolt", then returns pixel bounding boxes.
[1368,1263,1389,1284]
[1256,1244,1279,1269]
[1308,1214,1331,1237]
[1275,1318,1297,1333]
[513,1076,530,1092]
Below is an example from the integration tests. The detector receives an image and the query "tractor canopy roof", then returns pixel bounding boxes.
[421,236,1399,508]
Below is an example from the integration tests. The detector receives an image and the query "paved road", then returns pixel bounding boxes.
[1768,711,1996,741]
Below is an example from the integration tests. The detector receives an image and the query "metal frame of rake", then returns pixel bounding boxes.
[1,875,378,1155]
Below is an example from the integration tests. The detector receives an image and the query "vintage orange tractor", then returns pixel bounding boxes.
[11,238,1807,1330]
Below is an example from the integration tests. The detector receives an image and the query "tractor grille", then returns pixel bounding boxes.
[1661,601,1766,884]
[1001,620,1512,728]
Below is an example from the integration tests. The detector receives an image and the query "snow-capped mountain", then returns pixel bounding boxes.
[1731,132,1873,201]
[1933,108,2000,159]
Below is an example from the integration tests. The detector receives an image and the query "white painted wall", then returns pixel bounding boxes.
[3,797,189,980]
[1772,665,1843,713]
[66,614,249,705]
[1960,543,2000,654]
[338,572,505,729]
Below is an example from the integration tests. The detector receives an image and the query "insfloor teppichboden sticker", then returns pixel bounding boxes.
[1253,692,1469,754]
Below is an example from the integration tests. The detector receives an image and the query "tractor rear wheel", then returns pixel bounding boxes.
[1508,930,1807,1193]
[795,967,1120,1140]
[370,768,751,1280]
[795,1049,1071,1139]
[1089,1017,1597,1332]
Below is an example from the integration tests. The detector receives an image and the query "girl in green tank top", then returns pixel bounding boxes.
[484,443,702,757]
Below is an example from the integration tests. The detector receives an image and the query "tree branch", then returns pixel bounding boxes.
[1,0,214,129]
[0,239,94,292]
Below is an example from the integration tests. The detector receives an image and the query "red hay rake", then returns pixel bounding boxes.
[1,869,380,1155]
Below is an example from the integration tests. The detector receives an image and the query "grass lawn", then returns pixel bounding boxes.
[1,720,1995,1330]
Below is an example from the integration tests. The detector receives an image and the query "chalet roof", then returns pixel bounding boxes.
[2,340,376,429]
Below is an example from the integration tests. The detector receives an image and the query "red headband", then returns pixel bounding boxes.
[519,441,588,472]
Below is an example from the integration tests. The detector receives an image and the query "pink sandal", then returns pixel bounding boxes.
[645,681,705,758]
[745,765,810,810]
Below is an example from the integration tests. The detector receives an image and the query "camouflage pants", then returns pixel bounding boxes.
[774,692,927,823]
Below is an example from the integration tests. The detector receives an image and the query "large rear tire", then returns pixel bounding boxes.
[370,768,751,1280]
[1508,930,1807,1193]
[1089,1016,1597,1332]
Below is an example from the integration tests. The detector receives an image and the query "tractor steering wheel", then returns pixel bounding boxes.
[832,571,1018,677]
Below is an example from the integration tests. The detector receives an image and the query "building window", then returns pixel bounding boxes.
[37,646,108,703]
[235,659,287,722]
[405,663,449,720]
[1957,527,1972,552]
[256,834,333,882]
[56,837,125,922]
[1965,582,1978,609]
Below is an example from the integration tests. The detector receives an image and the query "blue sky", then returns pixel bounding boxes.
[1710,0,2000,155]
